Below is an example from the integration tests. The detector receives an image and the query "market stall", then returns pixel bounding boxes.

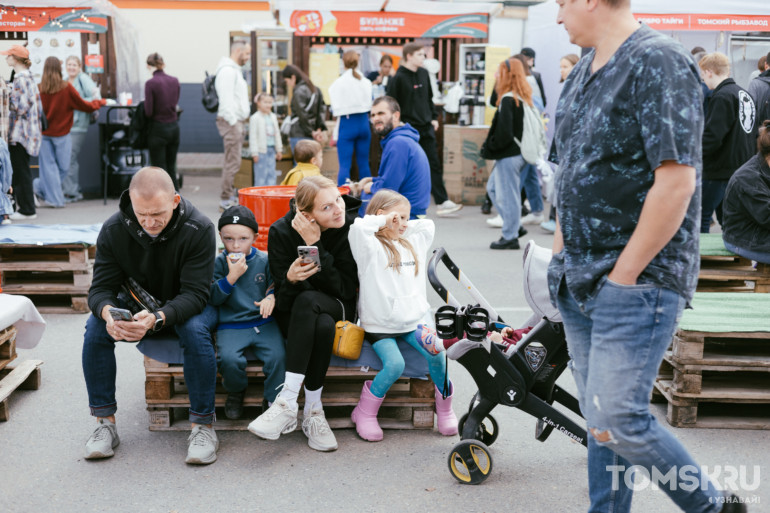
[277,0,501,190]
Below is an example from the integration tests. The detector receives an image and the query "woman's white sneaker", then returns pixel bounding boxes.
[248,397,298,439]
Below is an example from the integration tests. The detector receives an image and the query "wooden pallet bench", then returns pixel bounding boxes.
[653,292,770,429]
[0,244,94,313]
[698,234,770,292]
[144,355,436,431]
[0,326,18,372]
[0,326,42,421]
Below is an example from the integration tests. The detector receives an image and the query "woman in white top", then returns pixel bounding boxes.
[328,50,373,185]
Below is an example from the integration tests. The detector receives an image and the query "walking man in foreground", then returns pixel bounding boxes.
[549,1,744,511]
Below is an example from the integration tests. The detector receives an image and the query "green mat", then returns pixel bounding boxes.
[679,292,770,332]
[699,233,735,257]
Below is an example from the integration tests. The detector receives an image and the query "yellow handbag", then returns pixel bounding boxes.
[333,300,364,360]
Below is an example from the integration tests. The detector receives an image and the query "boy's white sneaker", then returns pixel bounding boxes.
[248,397,298,440]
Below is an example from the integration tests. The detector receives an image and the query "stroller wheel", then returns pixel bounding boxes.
[458,412,499,446]
[448,440,493,485]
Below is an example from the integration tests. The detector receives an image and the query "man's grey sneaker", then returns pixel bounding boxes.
[84,419,119,459]
[247,397,298,440]
[185,425,219,465]
[302,407,338,452]
[224,390,246,420]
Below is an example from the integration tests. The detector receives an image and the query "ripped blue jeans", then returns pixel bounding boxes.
[556,277,722,513]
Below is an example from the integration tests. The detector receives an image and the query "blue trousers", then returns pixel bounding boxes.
[520,163,544,213]
[34,134,71,207]
[369,329,447,398]
[701,179,728,233]
[216,321,285,402]
[724,240,770,265]
[252,146,278,187]
[486,156,524,240]
[556,278,722,513]
[82,305,218,425]
[336,112,371,185]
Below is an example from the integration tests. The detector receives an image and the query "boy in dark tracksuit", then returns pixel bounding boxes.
[699,52,757,233]
[210,205,285,419]
[386,42,461,216]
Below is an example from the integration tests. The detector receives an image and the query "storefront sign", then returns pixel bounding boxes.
[85,54,104,74]
[0,7,108,33]
[287,10,488,38]
[635,13,770,31]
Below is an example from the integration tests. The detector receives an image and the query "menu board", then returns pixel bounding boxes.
[308,52,340,106]
[27,31,83,83]
[483,45,510,126]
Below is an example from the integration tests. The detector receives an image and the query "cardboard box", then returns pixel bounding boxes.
[443,125,491,205]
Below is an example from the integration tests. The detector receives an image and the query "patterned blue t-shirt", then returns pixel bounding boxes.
[548,24,704,307]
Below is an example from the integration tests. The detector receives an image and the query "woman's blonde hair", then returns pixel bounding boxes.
[343,50,362,80]
[295,175,337,213]
[365,189,418,276]
[40,56,67,95]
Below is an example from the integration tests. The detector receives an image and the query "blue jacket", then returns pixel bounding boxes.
[210,246,275,329]
[362,123,431,218]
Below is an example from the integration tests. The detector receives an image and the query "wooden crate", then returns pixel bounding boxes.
[0,326,18,372]
[144,356,436,431]
[698,255,770,293]
[0,244,94,313]
[654,329,770,429]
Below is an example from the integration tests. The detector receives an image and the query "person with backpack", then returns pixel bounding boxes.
[749,50,770,126]
[145,52,181,191]
[479,58,533,250]
[215,42,251,211]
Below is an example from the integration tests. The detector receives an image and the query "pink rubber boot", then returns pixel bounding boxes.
[351,380,385,442]
[435,382,459,436]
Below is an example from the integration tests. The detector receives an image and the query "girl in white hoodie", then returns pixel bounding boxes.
[348,189,458,441]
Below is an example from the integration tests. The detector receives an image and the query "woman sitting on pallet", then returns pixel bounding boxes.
[722,120,770,264]
[348,189,458,441]
[248,175,360,452]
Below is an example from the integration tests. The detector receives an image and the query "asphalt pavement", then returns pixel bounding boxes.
[0,174,767,513]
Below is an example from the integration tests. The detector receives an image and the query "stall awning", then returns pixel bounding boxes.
[0,6,108,33]
[279,1,502,39]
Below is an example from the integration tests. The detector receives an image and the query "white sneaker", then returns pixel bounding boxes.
[248,397,298,440]
[520,212,544,225]
[84,419,120,459]
[436,200,463,216]
[486,215,503,228]
[302,407,338,452]
[9,212,36,220]
[1,218,10,225]
[185,425,219,465]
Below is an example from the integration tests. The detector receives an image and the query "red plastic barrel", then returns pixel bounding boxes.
[238,185,350,251]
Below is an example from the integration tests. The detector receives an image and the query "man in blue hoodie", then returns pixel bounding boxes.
[359,96,430,218]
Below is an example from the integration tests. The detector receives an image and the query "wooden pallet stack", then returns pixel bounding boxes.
[144,355,436,431]
[654,293,770,429]
[698,234,770,292]
[0,244,95,313]
[0,326,43,421]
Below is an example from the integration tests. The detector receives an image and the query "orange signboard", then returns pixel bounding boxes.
[288,11,488,38]
[0,7,107,33]
[635,13,770,31]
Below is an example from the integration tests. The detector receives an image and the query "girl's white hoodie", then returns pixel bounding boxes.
[349,215,435,334]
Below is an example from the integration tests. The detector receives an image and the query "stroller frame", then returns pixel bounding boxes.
[427,247,587,484]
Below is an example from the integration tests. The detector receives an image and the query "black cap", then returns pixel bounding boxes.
[218,205,259,233]
[521,47,536,59]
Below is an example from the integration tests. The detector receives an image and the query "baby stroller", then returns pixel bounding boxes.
[100,106,149,203]
[427,240,587,485]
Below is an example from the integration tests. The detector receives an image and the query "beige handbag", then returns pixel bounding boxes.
[332,299,364,360]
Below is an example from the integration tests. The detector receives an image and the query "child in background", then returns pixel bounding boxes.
[281,139,323,186]
[209,205,286,419]
[348,189,458,441]
[248,93,283,187]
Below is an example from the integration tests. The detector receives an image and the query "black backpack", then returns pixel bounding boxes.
[202,71,218,113]
[129,101,149,149]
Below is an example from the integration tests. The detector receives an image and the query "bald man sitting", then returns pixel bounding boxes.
[82,167,220,464]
